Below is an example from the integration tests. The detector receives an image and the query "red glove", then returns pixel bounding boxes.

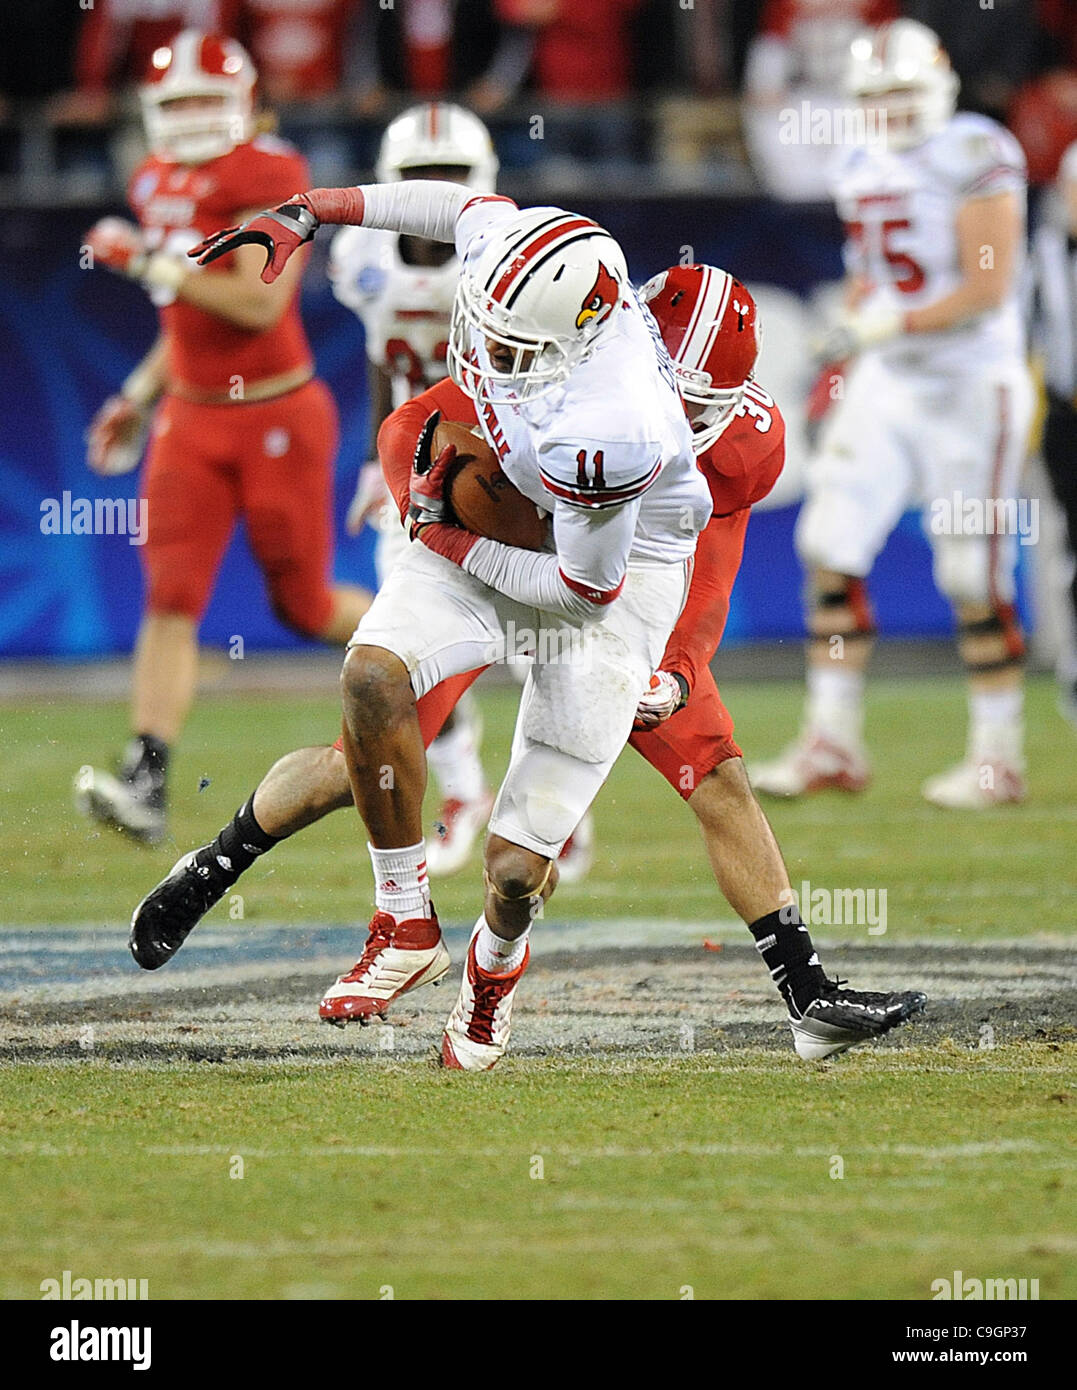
[633,670,688,730]
[86,395,149,475]
[407,410,458,539]
[188,197,320,282]
[84,218,147,277]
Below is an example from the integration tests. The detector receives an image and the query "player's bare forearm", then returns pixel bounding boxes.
[905,190,1021,334]
[121,334,169,407]
[178,241,304,331]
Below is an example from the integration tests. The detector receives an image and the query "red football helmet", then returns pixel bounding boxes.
[141,30,256,165]
[641,264,760,452]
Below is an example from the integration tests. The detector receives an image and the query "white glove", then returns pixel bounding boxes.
[813,305,903,364]
[346,460,391,535]
[633,670,687,730]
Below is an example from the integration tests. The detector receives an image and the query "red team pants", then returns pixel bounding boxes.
[140,378,339,636]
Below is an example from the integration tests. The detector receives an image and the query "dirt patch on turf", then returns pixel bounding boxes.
[1,943,1072,1064]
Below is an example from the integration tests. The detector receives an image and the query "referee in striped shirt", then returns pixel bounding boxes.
[1032,140,1077,724]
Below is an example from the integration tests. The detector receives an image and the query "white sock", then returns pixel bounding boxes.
[473,915,529,975]
[807,665,865,747]
[368,841,431,922]
[427,708,486,806]
[969,686,1024,763]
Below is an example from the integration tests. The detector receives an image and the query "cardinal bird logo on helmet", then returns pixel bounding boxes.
[575,262,619,330]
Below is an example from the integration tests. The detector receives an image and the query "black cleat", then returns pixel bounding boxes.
[788,980,926,1059]
[129,850,230,969]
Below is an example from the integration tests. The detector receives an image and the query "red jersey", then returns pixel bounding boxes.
[660,382,785,694]
[76,0,230,92]
[128,135,312,395]
[238,0,358,101]
[698,380,785,518]
[497,0,641,102]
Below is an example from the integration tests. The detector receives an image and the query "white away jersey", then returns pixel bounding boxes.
[831,112,1027,372]
[329,224,459,406]
[454,200,711,573]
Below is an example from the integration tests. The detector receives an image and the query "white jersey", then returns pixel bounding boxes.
[831,112,1027,373]
[329,224,458,407]
[455,199,711,585]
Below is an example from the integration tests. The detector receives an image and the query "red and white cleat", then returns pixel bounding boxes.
[440,932,530,1071]
[319,911,450,1026]
[921,758,1026,809]
[751,733,871,799]
[556,811,594,885]
[426,793,494,877]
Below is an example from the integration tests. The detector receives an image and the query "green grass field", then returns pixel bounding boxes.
[1,1049,1072,1300]
[2,673,1075,934]
[0,674,1073,1300]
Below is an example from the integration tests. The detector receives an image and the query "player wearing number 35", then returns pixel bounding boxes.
[754,19,1033,810]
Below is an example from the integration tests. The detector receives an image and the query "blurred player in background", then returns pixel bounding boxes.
[1031,139,1077,729]
[130,266,925,1064]
[74,31,369,846]
[329,102,591,879]
[754,19,1033,809]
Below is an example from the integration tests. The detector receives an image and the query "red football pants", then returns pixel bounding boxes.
[140,378,339,636]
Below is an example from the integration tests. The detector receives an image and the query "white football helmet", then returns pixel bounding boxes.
[376,102,498,192]
[448,208,629,402]
[141,30,255,165]
[847,19,959,152]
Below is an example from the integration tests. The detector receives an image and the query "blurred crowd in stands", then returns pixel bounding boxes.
[1,0,1076,198]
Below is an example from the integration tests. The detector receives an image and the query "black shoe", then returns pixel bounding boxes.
[788,979,926,1059]
[129,850,230,969]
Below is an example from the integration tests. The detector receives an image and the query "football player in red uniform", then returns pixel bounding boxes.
[74,31,369,846]
[129,265,924,1061]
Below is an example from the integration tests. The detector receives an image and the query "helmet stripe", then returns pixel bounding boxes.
[503,229,611,310]
[694,271,734,375]
[489,216,599,304]
[677,264,712,366]
[480,212,572,295]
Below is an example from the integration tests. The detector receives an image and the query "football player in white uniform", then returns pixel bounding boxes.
[328,102,500,878]
[192,181,712,1069]
[753,19,1034,809]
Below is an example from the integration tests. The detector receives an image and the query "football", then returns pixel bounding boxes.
[435,419,549,550]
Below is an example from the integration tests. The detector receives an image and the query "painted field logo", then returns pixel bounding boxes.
[931,1270,1039,1300]
[49,1321,151,1371]
[779,880,887,935]
[41,1270,149,1300]
[40,491,148,546]
[929,492,1038,546]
